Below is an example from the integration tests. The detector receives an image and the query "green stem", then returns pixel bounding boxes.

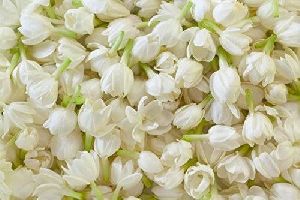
[112,184,121,200]
[116,149,139,159]
[217,46,232,65]
[180,0,193,19]
[120,39,134,66]
[273,176,289,183]
[182,134,209,142]
[45,5,56,19]
[90,181,104,200]
[210,56,219,72]
[198,19,222,34]
[7,52,20,75]
[237,144,251,156]
[109,31,125,55]
[245,89,254,113]
[84,134,94,152]
[182,158,198,171]
[101,157,110,184]
[72,0,83,8]
[273,0,279,18]
[198,94,213,108]
[263,34,277,55]
[136,22,149,29]
[194,120,209,134]
[65,190,83,200]
[142,174,153,188]
[54,27,77,39]
[54,58,72,79]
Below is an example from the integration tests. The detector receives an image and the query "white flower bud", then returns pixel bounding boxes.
[0,1,19,27]
[152,19,183,48]
[270,183,300,200]
[154,167,184,190]
[27,72,58,108]
[265,83,287,105]
[103,15,141,49]
[207,125,242,151]
[3,102,36,132]
[155,52,178,74]
[161,140,193,168]
[136,0,161,18]
[252,152,280,179]
[242,112,274,146]
[256,1,291,29]
[63,151,100,190]
[282,168,300,188]
[78,99,114,137]
[191,0,210,22]
[33,168,68,200]
[220,27,252,56]
[94,129,121,158]
[80,78,102,101]
[213,1,248,27]
[132,34,161,63]
[274,49,300,82]
[24,148,53,171]
[43,107,77,136]
[127,83,148,109]
[188,29,216,62]
[217,154,255,183]
[175,58,203,88]
[100,63,134,97]
[85,27,109,47]
[111,157,141,190]
[18,13,54,45]
[145,71,180,102]
[184,163,214,199]
[210,66,241,104]
[57,38,87,69]
[173,103,205,130]
[0,27,17,50]
[86,45,120,76]
[50,130,82,161]
[195,141,225,166]
[126,97,173,142]
[152,185,187,200]
[274,16,300,47]
[64,7,94,35]
[5,168,35,199]
[138,151,163,174]
[206,100,242,126]
[13,60,43,86]
[271,141,295,171]
[31,40,57,62]
[243,52,276,87]
[82,0,130,21]
[15,127,39,151]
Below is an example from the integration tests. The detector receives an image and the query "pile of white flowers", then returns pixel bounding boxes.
[1,0,300,199]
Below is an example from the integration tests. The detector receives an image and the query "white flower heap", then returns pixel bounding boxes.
[1,0,300,199]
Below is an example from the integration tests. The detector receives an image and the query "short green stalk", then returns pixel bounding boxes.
[116,149,139,160]
[120,39,134,66]
[180,0,193,19]
[54,58,72,79]
[84,134,94,152]
[90,181,104,200]
[245,89,254,113]
[101,157,110,184]
[182,134,209,142]
[109,31,125,55]
[198,19,222,34]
